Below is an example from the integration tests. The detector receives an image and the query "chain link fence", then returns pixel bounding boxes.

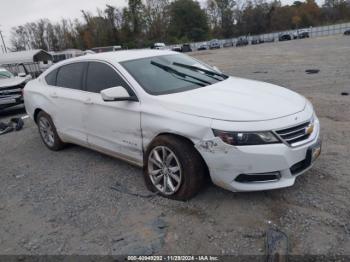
[172,22,350,50]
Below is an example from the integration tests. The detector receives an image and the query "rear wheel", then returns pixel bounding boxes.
[144,135,206,201]
[37,111,66,151]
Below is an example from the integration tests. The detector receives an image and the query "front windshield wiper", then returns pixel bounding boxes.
[172,62,228,80]
[150,61,212,86]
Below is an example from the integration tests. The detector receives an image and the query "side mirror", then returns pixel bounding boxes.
[18,72,26,77]
[101,86,138,102]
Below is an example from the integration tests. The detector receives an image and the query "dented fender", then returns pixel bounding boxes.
[195,137,236,154]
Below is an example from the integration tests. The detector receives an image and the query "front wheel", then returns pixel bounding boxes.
[144,135,206,201]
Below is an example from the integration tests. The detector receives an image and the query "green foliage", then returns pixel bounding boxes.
[168,0,209,42]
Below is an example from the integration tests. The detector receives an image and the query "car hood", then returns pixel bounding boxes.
[157,77,306,121]
[0,77,26,89]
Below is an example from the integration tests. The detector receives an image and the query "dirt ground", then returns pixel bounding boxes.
[0,35,349,257]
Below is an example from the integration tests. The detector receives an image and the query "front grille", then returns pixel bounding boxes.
[0,83,25,98]
[275,121,311,146]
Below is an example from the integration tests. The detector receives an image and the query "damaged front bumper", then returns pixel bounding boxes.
[0,81,26,110]
[0,94,24,110]
[195,120,321,192]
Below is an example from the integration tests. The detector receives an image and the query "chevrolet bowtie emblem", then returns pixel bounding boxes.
[306,124,314,135]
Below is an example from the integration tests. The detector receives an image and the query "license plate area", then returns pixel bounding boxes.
[290,140,322,175]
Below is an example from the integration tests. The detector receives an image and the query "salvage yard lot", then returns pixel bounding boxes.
[0,35,349,256]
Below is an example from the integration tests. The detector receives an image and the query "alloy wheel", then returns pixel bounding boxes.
[148,146,182,195]
[39,117,55,147]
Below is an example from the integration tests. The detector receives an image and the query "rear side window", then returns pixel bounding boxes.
[86,62,128,93]
[45,69,57,86]
[56,63,85,90]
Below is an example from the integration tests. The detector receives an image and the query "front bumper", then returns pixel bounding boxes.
[196,118,321,192]
[0,95,24,110]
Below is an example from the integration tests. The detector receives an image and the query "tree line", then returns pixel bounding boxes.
[10,0,350,51]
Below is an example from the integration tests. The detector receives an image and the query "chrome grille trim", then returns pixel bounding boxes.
[277,126,309,136]
[285,133,307,142]
[0,83,25,99]
[0,88,22,94]
[275,120,312,146]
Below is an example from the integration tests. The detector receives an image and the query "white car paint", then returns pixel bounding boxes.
[24,50,321,192]
[157,77,306,121]
[0,77,26,88]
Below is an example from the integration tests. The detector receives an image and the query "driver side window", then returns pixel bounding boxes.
[86,62,129,94]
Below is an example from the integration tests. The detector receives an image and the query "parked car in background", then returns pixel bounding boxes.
[293,29,310,39]
[251,37,264,45]
[151,43,166,50]
[197,44,208,51]
[0,67,31,110]
[236,37,249,47]
[264,36,275,43]
[24,50,321,200]
[171,45,182,52]
[223,40,234,47]
[344,29,350,35]
[181,44,192,52]
[209,39,221,49]
[279,33,293,41]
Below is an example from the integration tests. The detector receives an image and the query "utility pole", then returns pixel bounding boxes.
[0,26,8,53]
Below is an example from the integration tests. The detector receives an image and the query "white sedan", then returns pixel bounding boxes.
[24,50,321,200]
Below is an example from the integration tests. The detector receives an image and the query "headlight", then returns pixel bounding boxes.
[213,130,281,146]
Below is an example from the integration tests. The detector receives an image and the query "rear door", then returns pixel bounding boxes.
[84,61,142,164]
[47,62,89,145]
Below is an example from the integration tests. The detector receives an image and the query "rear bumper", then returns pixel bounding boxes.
[196,119,321,192]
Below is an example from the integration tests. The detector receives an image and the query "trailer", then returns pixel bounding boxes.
[0,49,53,78]
[51,49,85,63]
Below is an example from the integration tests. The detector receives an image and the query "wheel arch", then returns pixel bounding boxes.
[33,108,43,123]
[145,132,211,180]
[33,107,45,123]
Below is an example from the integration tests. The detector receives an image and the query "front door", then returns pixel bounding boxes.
[83,61,142,164]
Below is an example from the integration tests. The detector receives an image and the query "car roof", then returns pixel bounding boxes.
[43,49,178,76]
[63,49,176,64]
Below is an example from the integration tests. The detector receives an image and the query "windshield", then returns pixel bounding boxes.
[121,54,228,95]
[0,69,14,79]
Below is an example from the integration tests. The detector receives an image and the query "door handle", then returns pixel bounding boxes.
[50,92,58,98]
[84,98,93,105]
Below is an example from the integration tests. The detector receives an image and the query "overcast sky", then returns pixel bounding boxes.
[0,0,324,52]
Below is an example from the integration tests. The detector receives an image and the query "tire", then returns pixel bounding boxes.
[37,111,66,151]
[144,135,206,201]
